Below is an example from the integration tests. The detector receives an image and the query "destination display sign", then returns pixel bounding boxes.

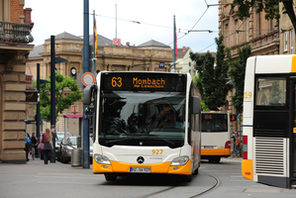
[101,72,186,92]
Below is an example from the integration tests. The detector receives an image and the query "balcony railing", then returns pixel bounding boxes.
[0,21,33,43]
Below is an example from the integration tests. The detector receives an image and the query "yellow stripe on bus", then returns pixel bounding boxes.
[241,159,253,181]
[93,158,192,175]
[291,55,296,72]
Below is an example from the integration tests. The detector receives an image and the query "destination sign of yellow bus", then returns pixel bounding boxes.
[133,77,165,88]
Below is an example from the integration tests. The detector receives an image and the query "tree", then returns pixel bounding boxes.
[190,36,229,110]
[228,45,251,113]
[233,0,296,32]
[39,72,82,122]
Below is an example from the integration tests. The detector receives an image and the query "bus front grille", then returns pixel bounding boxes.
[255,137,287,176]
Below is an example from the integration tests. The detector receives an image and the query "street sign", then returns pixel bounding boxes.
[81,72,95,87]
[159,62,165,68]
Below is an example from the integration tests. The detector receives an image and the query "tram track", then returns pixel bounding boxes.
[140,174,220,198]
[190,174,220,198]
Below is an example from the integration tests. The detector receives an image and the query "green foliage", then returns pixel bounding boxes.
[232,0,296,32]
[233,0,280,21]
[39,72,82,122]
[228,45,251,113]
[190,35,229,111]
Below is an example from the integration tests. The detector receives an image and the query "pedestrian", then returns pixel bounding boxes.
[30,132,38,159]
[234,131,241,157]
[24,133,31,161]
[41,128,53,164]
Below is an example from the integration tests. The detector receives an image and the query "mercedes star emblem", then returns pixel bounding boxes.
[137,156,144,164]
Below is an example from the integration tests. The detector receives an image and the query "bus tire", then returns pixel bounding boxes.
[104,173,117,181]
[193,168,199,175]
[182,174,193,182]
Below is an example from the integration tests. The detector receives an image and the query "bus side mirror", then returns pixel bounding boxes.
[192,96,201,114]
[83,85,96,105]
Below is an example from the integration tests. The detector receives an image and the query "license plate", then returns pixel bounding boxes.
[130,167,151,173]
[203,145,214,149]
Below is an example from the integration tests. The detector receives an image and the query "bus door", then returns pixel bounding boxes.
[254,76,289,188]
[290,79,296,187]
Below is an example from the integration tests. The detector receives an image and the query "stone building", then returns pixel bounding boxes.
[175,47,195,76]
[279,2,295,55]
[0,0,34,162]
[219,0,279,59]
[26,32,173,135]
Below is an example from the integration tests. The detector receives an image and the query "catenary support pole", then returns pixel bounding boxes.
[50,35,56,163]
[82,0,90,169]
[36,63,41,157]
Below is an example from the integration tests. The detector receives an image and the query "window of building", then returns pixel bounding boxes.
[235,19,239,45]
[284,31,288,52]
[290,30,294,54]
[225,23,229,47]
[256,13,261,36]
[245,18,249,42]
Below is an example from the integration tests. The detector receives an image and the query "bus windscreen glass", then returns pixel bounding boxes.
[99,91,186,148]
[201,113,228,132]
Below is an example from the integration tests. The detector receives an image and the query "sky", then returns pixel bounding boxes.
[24,0,219,53]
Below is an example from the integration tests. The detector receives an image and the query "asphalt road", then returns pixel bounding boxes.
[0,157,295,198]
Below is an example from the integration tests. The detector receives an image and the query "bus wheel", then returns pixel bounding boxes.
[104,174,117,181]
[193,168,199,175]
[182,174,193,182]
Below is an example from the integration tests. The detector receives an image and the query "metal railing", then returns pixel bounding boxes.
[0,21,33,43]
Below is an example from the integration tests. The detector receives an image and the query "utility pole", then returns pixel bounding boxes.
[93,9,96,73]
[82,0,90,169]
[173,15,176,72]
[115,4,117,38]
[36,63,40,157]
[50,35,56,163]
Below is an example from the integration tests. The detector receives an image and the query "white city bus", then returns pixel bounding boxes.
[84,71,201,181]
[242,55,296,188]
[200,112,231,163]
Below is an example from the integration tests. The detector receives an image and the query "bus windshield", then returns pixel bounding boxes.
[99,91,185,148]
[201,113,228,132]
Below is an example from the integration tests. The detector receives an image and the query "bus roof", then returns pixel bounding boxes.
[247,55,296,74]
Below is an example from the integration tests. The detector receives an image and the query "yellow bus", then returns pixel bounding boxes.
[201,112,231,163]
[84,71,202,181]
[242,55,296,188]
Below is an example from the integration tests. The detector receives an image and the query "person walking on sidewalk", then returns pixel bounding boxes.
[41,129,53,164]
[30,132,38,160]
[24,133,31,162]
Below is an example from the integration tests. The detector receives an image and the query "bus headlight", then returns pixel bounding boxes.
[94,154,111,165]
[170,156,189,166]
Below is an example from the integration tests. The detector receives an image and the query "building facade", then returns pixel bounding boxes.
[175,47,195,76]
[0,0,34,162]
[219,0,279,59]
[26,33,173,135]
[279,2,295,55]
[218,0,280,118]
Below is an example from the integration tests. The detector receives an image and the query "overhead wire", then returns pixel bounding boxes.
[92,0,217,51]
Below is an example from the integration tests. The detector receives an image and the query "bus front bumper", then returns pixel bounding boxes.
[92,158,192,175]
[201,148,231,157]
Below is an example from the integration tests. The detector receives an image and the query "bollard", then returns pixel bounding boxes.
[71,148,82,167]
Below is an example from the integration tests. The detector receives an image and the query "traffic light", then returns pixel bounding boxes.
[230,114,236,121]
